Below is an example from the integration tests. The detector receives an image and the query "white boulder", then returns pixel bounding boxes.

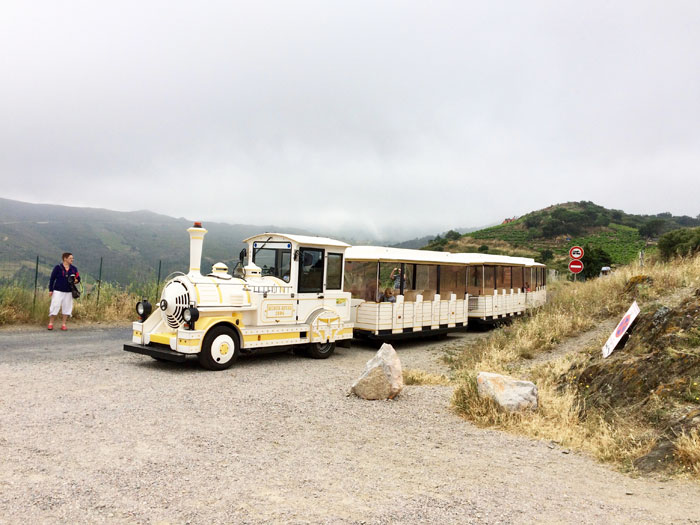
[476,372,538,412]
[351,344,404,400]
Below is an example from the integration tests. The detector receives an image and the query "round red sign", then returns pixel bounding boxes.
[569,260,584,274]
[569,246,584,259]
[616,315,631,337]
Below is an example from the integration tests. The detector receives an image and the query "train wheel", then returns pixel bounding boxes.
[306,341,336,359]
[198,326,239,370]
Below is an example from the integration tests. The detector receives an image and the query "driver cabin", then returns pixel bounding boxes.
[242,233,352,325]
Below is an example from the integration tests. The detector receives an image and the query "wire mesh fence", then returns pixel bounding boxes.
[0,253,177,307]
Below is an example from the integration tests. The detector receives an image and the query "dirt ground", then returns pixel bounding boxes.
[1,325,699,524]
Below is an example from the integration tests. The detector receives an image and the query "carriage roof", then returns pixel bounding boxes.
[346,246,542,267]
[243,233,350,249]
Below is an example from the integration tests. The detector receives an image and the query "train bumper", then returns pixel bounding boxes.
[123,343,188,363]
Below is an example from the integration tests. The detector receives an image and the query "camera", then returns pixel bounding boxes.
[67,274,80,299]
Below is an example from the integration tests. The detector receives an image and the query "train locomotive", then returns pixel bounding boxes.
[124,223,354,370]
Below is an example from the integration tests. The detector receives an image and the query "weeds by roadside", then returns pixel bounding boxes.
[0,282,144,326]
[450,256,700,479]
[403,369,451,386]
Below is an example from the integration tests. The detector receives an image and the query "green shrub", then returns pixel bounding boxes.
[658,227,700,260]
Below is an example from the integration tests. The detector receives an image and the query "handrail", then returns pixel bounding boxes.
[244,284,293,294]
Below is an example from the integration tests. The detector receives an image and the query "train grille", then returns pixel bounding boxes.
[161,280,191,329]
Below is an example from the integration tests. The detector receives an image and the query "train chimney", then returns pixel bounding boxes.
[187,222,208,275]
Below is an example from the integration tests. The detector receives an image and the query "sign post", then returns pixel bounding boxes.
[569,245,584,281]
[569,246,584,260]
[568,259,583,274]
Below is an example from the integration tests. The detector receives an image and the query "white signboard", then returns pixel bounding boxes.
[602,301,640,358]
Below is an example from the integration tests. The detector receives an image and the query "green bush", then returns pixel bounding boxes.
[658,227,700,260]
[580,244,612,280]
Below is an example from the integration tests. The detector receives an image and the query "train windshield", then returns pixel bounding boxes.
[253,247,292,281]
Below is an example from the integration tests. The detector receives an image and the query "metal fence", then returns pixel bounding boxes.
[0,254,179,307]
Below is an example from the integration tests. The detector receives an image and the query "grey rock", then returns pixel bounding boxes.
[476,372,538,412]
[351,343,403,400]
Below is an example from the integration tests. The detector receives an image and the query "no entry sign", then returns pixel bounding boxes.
[569,260,584,274]
[569,246,584,259]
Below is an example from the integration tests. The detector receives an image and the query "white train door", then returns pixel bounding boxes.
[296,247,326,323]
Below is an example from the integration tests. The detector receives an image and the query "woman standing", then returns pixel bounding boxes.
[48,252,80,331]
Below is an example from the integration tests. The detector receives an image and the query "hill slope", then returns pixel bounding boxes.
[424,201,700,273]
[0,198,310,286]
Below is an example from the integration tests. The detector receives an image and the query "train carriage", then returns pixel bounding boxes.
[344,247,546,340]
[458,254,547,321]
[343,246,471,340]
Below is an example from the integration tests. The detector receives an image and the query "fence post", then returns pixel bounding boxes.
[156,259,162,301]
[96,257,103,307]
[32,255,39,310]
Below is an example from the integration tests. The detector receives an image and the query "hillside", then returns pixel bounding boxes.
[450,255,700,478]
[390,225,487,250]
[424,201,700,275]
[0,198,310,287]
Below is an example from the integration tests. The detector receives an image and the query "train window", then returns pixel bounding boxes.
[441,265,466,298]
[512,266,524,291]
[253,247,292,281]
[344,260,378,301]
[495,266,505,291]
[326,253,343,290]
[468,266,482,295]
[504,266,512,290]
[404,264,415,292]
[415,264,438,298]
[378,262,408,293]
[298,248,324,293]
[483,266,495,293]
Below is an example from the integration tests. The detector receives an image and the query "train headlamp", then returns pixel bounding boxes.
[136,300,152,319]
[183,307,199,329]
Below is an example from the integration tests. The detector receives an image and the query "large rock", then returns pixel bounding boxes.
[477,372,538,412]
[351,344,403,400]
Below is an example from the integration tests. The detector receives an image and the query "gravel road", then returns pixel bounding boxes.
[1,325,699,524]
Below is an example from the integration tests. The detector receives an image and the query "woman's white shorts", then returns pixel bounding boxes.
[49,291,73,316]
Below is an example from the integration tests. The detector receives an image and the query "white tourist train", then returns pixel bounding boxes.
[124,224,546,370]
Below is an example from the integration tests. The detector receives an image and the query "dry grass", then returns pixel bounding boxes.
[675,429,700,477]
[452,358,657,470]
[403,369,451,386]
[450,255,700,478]
[451,257,700,375]
[0,283,141,326]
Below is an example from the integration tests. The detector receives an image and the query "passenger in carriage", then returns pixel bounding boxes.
[389,267,405,290]
[524,282,530,292]
[379,288,396,303]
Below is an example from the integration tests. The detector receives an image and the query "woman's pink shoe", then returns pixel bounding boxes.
[47,324,53,330]
[61,324,67,331]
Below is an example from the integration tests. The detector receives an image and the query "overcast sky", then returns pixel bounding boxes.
[2,1,699,241]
